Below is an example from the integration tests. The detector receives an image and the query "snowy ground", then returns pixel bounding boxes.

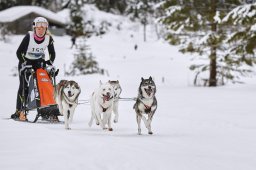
[1,13,256,170]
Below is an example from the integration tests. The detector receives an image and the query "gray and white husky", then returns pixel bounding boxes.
[55,80,81,130]
[88,81,115,131]
[133,76,157,135]
[108,80,122,123]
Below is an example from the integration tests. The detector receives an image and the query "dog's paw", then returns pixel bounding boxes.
[96,122,100,126]
[146,122,150,129]
[108,128,113,131]
[138,129,142,135]
[65,127,71,130]
[148,131,153,135]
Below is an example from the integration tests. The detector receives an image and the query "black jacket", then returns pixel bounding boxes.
[16,33,56,63]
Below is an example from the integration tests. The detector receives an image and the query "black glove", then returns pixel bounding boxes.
[45,60,53,65]
[26,60,32,65]
[21,60,32,66]
[32,59,45,70]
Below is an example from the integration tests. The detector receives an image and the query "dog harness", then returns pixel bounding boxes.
[101,95,114,112]
[101,106,108,112]
[139,98,152,113]
[143,103,152,113]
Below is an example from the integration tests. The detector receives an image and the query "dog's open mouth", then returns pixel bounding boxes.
[68,93,74,98]
[145,88,153,96]
[103,94,111,101]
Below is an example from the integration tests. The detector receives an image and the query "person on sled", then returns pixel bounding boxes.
[11,17,56,121]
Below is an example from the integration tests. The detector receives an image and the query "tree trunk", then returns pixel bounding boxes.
[209,0,217,87]
[209,46,217,86]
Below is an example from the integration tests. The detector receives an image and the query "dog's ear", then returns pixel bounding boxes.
[141,77,144,81]
[60,80,68,87]
[139,86,142,96]
[59,85,65,101]
[149,76,152,80]
[74,82,80,90]
[117,80,119,83]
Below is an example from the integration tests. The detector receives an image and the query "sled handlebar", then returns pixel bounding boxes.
[19,64,33,75]
[20,63,59,78]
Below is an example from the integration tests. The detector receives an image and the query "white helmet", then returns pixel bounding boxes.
[33,17,48,28]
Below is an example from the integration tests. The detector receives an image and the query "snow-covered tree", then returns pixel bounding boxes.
[0,0,16,10]
[222,3,256,66]
[94,0,127,14]
[0,24,10,43]
[31,0,51,8]
[126,0,163,41]
[158,0,253,86]
[67,37,103,75]
[0,0,65,11]
[67,0,85,36]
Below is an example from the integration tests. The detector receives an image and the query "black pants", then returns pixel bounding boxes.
[16,62,33,111]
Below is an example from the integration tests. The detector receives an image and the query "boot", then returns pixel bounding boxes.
[11,111,27,121]
[11,112,19,119]
[18,111,27,121]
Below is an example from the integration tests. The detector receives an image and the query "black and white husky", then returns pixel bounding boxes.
[55,80,81,130]
[88,81,115,131]
[133,76,157,135]
[108,80,122,123]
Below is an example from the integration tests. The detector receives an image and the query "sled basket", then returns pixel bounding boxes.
[23,66,60,122]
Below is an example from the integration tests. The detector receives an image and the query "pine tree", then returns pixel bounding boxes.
[0,0,16,10]
[126,0,162,41]
[68,0,85,36]
[0,24,9,42]
[67,37,103,75]
[222,2,256,67]
[94,0,127,14]
[31,0,51,8]
[159,0,248,86]
[138,0,153,42]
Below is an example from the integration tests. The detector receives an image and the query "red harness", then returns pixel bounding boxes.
[143,103,151,110]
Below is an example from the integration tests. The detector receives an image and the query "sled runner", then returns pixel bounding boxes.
[20,62,60,123]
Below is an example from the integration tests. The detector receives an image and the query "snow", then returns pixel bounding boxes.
[251,23,256,31]
[222,3,256,24]
[214,11,221,24]
[0,6,66,24]
[1,5,256,170]
[56,8,71,24]
[166,5,182,17]
[199,32,212,45]
[82,5,126,25]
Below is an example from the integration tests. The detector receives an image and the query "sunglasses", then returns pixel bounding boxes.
[34,22,48,28]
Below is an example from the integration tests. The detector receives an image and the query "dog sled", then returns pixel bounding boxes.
[19,61,60,123]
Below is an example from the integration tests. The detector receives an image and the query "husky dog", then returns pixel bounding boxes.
[89,81,114,131]
[108,80,122,123]
[55,80,81,130]
[133,76,157,135]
